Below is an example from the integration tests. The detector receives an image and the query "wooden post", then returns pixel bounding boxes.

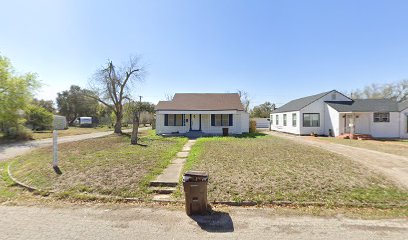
[53,130,58,167]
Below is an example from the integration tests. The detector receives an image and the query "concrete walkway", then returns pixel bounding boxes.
[0,205,407,240]
[0,127,150,162]
[150,139,196,200]
[266,131,408,189]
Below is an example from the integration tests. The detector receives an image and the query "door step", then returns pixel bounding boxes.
[150,187,177,194]
[149,181,178,187]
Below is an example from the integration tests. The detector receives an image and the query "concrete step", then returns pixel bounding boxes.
[150,187,177,194]
[149,181,178,187]
[152,194,173,201]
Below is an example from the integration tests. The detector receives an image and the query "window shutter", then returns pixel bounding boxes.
[211,114,215,126]
[229,114,233,126]
[164,114,168,126]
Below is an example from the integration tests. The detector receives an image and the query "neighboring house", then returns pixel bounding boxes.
[270,90,408,138]
[155,93,249,135]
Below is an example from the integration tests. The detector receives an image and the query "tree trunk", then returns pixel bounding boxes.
[131,111,140,145]
[114,113,123,134]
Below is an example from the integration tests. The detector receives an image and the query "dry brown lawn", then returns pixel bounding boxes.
[181,135,408,206]
[317,137,408,158]
[9,131,187,198]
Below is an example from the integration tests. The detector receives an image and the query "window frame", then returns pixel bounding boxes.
[276,115,279,125]
[303,113,320,127]
[283,114,287,126]
[164,114,185,126]
[292,113,297,127]
[373,112,390,123]
[211,114,233,127]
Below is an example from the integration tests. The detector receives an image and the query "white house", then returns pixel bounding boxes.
[155,93,249,135]
[270,90,408,139]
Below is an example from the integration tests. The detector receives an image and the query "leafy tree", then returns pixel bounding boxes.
[351,80,408,101]
[250,102,276,118]
[25,104,53,130]
[87,56,144,133]
[0,55,39,139]
[56,85,98,125]
[32,98,55,113]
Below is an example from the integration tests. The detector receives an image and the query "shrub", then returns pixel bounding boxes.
[26,104,53,130]
[249,120,257,133]
[3,125,33,140]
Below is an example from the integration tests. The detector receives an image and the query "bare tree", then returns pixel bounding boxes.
[87,56,144,134]
[237,90,251,112]
[164,93,174,101]
[351,80,408,102]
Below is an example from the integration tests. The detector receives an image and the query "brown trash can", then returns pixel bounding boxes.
[222,128,229,136]
[183,171,208,215]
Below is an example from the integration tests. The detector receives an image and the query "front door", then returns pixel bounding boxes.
[344,114,355,134]
[191,114,200,131]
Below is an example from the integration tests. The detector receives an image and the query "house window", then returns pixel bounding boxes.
[211,114,233,126]
[374,112,390,122]
[292,113,297,127]
[276,115,279,125]
[164,114,184,126]
[303,113,320,127]
[270,115,273,125]
[283,114,287,126]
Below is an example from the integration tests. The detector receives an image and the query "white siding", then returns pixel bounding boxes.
[155,111,249,135]
[300,91,351,136]
[270,111,301,134]
[370,112,400,138]
[400,109,408,139]
[324,105,340,136]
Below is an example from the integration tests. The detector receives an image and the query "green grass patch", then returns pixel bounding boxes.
[9,131,187,199]
[177,135,408,208]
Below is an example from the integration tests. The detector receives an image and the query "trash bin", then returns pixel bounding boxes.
[183,171,208,215]
[222,128,229,136]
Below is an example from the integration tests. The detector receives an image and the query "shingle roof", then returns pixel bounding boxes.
[272,91,333,113]
[399,100,408,111]
[326,99,399,112]
[155,93,245,111]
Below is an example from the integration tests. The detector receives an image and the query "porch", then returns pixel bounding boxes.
[156,111,244,135]
[337,112,373,140]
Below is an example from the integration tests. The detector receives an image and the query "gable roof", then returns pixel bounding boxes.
[326,99,400,112]
[155,93,245,111]
[272,90,336,113]
[399,100,408,111]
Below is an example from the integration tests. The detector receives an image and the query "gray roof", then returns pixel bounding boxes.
[399,100,408,111]
[326,99,399,112]
[272,91,333,113]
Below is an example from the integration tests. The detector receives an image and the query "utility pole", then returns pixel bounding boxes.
[139,95,143,102]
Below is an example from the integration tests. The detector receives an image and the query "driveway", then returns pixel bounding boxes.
[0,205,406,240]
[0,127,150,162]
[267,131,408,189]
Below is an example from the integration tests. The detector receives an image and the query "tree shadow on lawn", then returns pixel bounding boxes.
[189,206,234,233]
[120,133,148,147]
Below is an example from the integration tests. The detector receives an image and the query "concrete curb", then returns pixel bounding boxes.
[7,163,43,192]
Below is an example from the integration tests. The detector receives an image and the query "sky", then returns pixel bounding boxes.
[1,0,408,107]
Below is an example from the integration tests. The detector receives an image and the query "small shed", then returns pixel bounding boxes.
[53,115,68,130]
[252,118,270,128]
